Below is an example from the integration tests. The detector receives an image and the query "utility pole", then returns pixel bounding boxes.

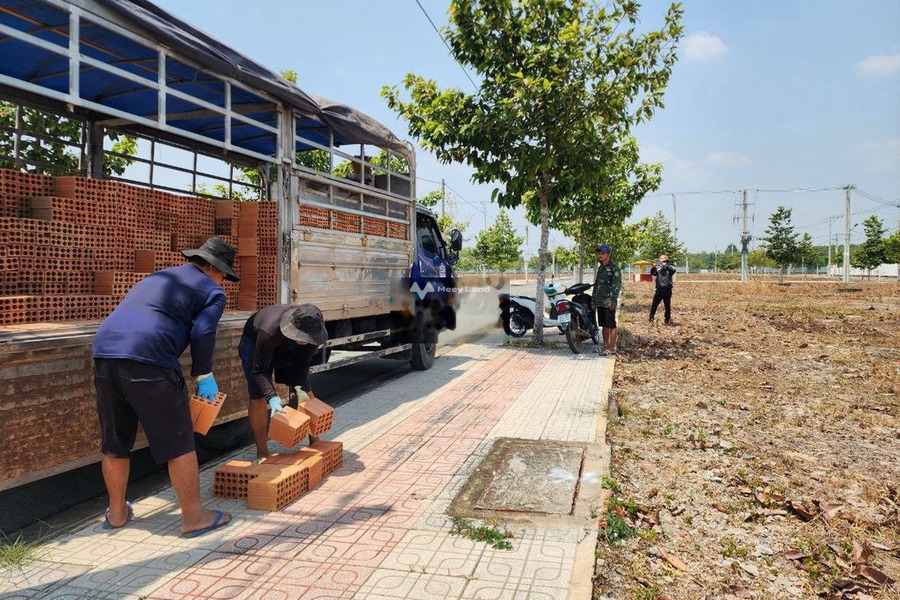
[843,185,853,283]
[740,189,750,282]
[671,193,677,239]
[827,214,841,277]
[440,178,446,218]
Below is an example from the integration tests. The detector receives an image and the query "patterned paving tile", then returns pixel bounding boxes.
[356,570,468,599]
[0,560,90,596]
[17,342,612,600]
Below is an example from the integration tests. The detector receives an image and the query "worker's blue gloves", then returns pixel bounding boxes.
[268,397,286,418]
[196,373,218,400]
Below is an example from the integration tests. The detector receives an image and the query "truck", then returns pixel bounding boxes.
[0,0,461,497]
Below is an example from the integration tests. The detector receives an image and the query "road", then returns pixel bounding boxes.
[0,288,505,540]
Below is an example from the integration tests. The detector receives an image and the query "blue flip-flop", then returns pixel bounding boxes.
[102,501,133,530]
[182,510,232,538]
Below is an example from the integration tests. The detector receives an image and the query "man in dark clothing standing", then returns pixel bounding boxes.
[93,237,238,537]
[238,303,328,460]
[592,244,622,356]
[649,253,676,325]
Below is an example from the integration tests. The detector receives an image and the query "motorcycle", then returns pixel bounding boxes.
[499,282,570,338]
[561,282,600,354]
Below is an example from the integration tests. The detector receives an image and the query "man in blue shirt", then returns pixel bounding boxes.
[93,236,238,537]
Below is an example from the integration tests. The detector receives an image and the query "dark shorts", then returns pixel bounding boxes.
[596,306,617,329]
[238,335,267,399]
[94,358,194,464]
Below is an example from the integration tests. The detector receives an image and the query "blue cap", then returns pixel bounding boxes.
[595,244,611,253]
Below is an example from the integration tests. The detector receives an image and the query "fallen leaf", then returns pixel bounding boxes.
[713,503,730,513]
[787,500,816,521]
[832,579,865,594]
[783,550,811,560]
[658,548,689,571]
[851,565,895,586]
[871,542,892,551]
[818,501,844,520]
[850,541,869,565]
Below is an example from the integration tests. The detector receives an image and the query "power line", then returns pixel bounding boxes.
[853,187,900,208]
[412,0,479,91]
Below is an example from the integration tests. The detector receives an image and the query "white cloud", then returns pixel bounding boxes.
[682,32,728,61]
[705,151,752,168]
[853,139,900,172]
[857,54,900,77]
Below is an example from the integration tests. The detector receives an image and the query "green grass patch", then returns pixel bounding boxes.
[0,535,40,570]
[450,517,514,550]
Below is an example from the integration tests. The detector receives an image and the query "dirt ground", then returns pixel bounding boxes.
[592,276,900,600]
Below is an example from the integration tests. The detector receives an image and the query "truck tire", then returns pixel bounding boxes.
[410,334,437,370]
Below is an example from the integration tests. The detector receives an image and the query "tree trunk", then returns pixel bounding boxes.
[532,174,550,344]
[577,216,586,283]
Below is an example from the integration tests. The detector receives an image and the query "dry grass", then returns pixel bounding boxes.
[594,280,900,600]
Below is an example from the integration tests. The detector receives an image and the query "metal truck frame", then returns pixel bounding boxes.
[0,0,460,492]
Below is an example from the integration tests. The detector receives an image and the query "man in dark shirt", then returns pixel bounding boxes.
[93,237,238,537]
[238,303,328,459]
[649,254,676,325]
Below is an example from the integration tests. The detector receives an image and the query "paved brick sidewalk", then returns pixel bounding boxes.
[0,335,613,600]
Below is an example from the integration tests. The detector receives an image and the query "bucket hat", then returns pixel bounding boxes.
[280,304,328,346]
[181,237,240,282]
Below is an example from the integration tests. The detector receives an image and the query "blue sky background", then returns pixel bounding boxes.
[152,0,900,254]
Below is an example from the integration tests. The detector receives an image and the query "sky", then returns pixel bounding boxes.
[151,0,900,254]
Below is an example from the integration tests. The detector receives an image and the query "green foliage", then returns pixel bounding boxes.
[0,101,135,176]
[384,0,684,340]
[450,517,514,550]
[761,206,798,274]
[418,189,443,209]
[795,233,820,269]
[720,535,749,558]
[472,210,523,271]
[884,226,900,264]
[748,248,777,269]
[851,215,887,272]
[0,535,41,569]
[636,210,684,262]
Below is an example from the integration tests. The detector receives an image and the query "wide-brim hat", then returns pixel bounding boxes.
[280,304,328,346]
[181,236,240,282]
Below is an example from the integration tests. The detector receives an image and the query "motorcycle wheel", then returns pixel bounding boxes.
[508,308,530,338]
[501,308,514,336]
[565,313,585,354]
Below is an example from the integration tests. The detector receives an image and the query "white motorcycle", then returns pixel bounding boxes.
[499,282,570,338]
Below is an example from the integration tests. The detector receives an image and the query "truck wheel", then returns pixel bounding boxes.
[410,327,437,370]
[194,418,253,463]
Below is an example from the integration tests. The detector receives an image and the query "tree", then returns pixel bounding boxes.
[384,0,683,343]
[471,210,523,272]
[761,206,798,278]
[851,215,887,277]
[548,135,663,282]
[884,227,900,264]
[795,233,818,273]
[636,211,685,262]
[748,248,776,271]
[1,101,136,177]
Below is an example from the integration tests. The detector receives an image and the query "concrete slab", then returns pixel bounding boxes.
[474,438,584,514]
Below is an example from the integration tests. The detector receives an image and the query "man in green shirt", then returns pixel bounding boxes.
[592,244,622,355]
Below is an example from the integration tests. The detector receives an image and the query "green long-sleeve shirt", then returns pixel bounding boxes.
[593,260,622,307]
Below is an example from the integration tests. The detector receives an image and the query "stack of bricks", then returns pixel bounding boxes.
[237,202,259,311]
[0,168,280,326]
[212,440,343,511]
